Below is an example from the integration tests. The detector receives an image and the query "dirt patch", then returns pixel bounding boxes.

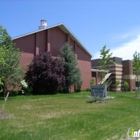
[135,95,140,98]
[44,105,54,108]
[0,112,11,120]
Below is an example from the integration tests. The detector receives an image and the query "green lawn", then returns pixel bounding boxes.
[0,91,140,140]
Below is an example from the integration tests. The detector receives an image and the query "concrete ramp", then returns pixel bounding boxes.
[98,73,112,84]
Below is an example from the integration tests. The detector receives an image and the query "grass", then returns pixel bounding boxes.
[0,91,140,140]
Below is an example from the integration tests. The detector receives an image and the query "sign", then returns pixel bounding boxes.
[91,85,107,98]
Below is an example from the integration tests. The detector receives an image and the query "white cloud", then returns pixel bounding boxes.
[92,34,140,60]
[112,35,140,60]
[109,27,140,42]
[110,32,133,42]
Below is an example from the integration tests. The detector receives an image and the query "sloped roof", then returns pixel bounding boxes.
[12,23,92,57]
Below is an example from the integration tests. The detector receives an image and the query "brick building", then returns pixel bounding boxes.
[12,20,92,91]
[91,57,136,91]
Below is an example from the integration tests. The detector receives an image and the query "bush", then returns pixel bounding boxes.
[123,81,129,91]
[103,81,108,86]
[82,88,91,92]
[21,87,33,95]
[90,78,95,85]
[75,81,83,92]
[10,90,21,96]
[25,52,65,94]
[115,80,120,92]
[20,80,32,95]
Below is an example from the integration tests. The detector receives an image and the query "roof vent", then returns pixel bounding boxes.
[38,20,47,30]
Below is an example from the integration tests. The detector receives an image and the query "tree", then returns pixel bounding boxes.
[133,51,140,91]
[0,47,6,94]
[0,25,24,96]
[0,47,6,64]
[25,52,65,94]
[0,47,24,95]
[59,43,82,92]
[0,26,9,93]
[98,45,114,84]
[0,25,14,48]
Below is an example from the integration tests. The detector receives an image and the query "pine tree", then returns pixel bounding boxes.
[60,43,82,92]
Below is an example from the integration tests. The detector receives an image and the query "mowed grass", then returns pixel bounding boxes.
[0,91,140,140]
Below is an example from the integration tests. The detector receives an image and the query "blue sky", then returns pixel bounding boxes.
[1,0,140,60]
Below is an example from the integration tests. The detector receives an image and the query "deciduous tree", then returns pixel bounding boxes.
[133,51,140,91]
[0,25,24,96]
[0,25,14,48]
[98,45,114,84]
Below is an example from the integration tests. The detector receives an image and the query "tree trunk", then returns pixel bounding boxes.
[0,92,9,114]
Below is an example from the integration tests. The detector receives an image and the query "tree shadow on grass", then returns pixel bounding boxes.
[0,97,4,101]
[86,99,108,104]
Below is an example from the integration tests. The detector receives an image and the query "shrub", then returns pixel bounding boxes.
[115,80,120,92]
[20,80,32,95]
[84,88,91,92]
[75,81,83,92]
[10,90,21,96]
[25,52,65,94]
[90,78,95,85]
[123,81,129,91]
[103,81,108,86]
